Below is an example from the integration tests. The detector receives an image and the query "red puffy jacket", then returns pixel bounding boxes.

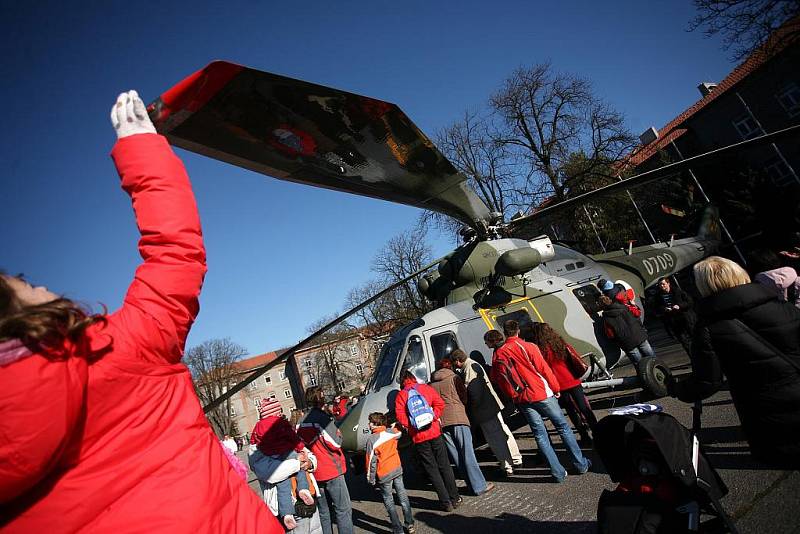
[540,344,583,390]
[490,336,561,404]
[0,134,281,533]
[394,379,445,444]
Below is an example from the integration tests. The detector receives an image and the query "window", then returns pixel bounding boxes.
[284,389,292,399]
[253,396,261,408]
[355,362,363,374]
[430,332,459,365]
[229,403,236,417]
[350,345,359,358]
[494,309,534,332]
[308,375,318,386]
[764,157,796,187]
[279,370,287,381]
[401,335,428,383]
[264,375,272,385]
[247,380,258,391]
[776,83,800,117]
[268,391,276,399]
[303,358,312,369]
[732,114,760,140]
[337,381,346,391]
[573,285,602,315]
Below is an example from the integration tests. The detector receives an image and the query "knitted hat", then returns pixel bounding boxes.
[599,279,614,292]
[259,397,283,419]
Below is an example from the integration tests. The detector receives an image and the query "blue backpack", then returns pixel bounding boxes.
[406,385,435,429]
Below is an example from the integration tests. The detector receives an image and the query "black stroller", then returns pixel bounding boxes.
[593,406,738,534]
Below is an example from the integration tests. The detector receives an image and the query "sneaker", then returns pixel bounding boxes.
[504,467,514,476]
[406,526,416,534]
[440,501,454,512]
[578,458,592,475]
[512,459,523,467]
[478,482,496,496]
[452,495,464,509]
[553,470,568,483]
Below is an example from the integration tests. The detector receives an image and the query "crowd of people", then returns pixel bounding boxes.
[1,88,798,532]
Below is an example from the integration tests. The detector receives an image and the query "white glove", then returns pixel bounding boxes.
[110,90,156,139]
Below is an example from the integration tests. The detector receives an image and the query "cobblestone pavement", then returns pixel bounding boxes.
[242,325,800,533]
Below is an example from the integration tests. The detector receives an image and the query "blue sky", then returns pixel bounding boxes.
[2,1,732,356]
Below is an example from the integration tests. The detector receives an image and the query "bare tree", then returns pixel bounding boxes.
[689,1,800,61]
[435,110,521,221]
[186,338,247,437]
[305,316,360,396]
[489,63,637,207]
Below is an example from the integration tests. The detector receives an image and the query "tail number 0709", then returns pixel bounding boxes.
[642,253,675,276]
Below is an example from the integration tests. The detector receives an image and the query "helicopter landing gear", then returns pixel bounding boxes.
[637,356,672,398]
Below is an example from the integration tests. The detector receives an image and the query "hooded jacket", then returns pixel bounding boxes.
[364,425,402,485]
[429,368,470,428]
[755,267,800,308]
[0,134,281,532]
[490,336,560,404]
[296,407,347,483]
[394,379,445,444]
[676,283,800,465]
[601,302,648,351]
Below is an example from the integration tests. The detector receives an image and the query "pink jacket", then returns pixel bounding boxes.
[0,134,281,532]
[755,267,800,308]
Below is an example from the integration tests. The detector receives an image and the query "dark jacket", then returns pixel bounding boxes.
[602,302,648,351]
[676,283,800,465]
[430,368,471,428]
[655,285,697,333]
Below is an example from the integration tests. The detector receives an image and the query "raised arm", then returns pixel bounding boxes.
[108,91,207,364]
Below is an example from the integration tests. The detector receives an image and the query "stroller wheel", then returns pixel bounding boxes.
[638,356,671,398]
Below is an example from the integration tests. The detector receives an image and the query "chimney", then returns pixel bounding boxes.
[698,82,718,97]
[639,126,658,146]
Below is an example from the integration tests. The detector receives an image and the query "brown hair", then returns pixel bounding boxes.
[450,349,468,363]
[305,386,326,408]
[484,329,504,345]
[0,275,106,358]
[524,322,568,361]
[368,412,387,426]
[597,295,613,309]
[503,319,520,336]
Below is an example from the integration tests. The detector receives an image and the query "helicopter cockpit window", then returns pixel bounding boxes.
[573,284,602,315]
[430,332,459,365]
[494,309,534,331]
[372,339,403,390]
[401,335,428,383]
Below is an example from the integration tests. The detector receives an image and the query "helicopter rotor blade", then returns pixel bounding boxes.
[201,256,443,413]
[506,123,800,233]
[148,61,492,230]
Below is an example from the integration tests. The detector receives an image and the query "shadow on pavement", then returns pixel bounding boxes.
[413,512,595,533]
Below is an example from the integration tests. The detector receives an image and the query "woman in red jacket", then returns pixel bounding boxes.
[523,322,598,445]
[0,91,281,532]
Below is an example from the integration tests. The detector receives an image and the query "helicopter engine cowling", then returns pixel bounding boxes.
[495,248,542,276]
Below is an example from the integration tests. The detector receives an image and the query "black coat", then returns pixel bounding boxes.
[655,285,697,333]
[677,283,800,465]
[602,302,647,351]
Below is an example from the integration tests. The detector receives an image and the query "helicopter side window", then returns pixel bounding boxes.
[401,336,429,383]
[430,332,459,366]
[494,309,534,331]
[573,284,602,315]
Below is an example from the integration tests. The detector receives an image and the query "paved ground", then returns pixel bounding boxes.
[244,325,800,533]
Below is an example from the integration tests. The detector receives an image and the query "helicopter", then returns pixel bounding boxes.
[147,61,800,454]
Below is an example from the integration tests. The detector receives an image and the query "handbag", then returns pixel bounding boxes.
[564,345,589,379]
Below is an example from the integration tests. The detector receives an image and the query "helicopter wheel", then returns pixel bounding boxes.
[638,356,672,398]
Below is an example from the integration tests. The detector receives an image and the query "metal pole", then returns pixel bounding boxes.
[617,175,658,244]
[582,205,607,252]
[669,141,748,265]
[735,91,800,186]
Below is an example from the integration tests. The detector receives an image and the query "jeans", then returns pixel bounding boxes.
[414,436,459,504]
[378,475,414,534]
[518,396,590,481]
[316,474,353,534]
[480,413,523,469]
[626,339,656,368]
[442,425,488,494]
